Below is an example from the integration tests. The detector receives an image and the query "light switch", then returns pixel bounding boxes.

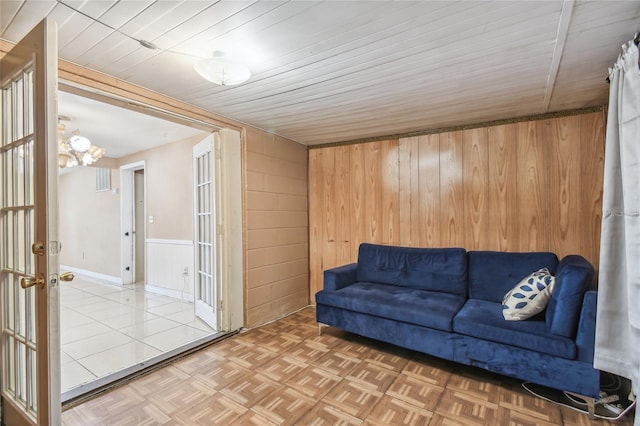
[148,215,154,224]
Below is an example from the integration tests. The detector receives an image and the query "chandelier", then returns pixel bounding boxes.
[57,121,105,168]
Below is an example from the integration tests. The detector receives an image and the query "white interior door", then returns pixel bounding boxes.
[193,135,218,330]
[0,19,61,425]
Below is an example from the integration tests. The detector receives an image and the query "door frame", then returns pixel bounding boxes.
[56,83,244,332]
[217,129,243,332]
[120,160,146,285]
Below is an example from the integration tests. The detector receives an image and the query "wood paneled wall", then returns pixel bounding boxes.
[309,111,605,297]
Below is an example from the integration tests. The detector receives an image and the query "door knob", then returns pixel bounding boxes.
[60,272,75,282]
[21,274,45,289]
[32,242,45,256]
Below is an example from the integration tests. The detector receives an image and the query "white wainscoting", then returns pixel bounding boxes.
[145,239,194,302]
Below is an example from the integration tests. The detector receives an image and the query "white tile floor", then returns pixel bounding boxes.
[60,275,214,395]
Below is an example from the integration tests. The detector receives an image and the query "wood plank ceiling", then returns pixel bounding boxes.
[1,1,639,146]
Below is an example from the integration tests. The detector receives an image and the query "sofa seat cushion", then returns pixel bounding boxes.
[316,282,466,332]
[453,299,576,359]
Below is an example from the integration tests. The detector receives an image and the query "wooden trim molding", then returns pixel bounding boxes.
[3,37,251,133]
[309,106,606,150]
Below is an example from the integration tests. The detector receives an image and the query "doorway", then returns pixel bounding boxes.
[56,91,243,403]
[134,170,145,284]
[120,160,145,285]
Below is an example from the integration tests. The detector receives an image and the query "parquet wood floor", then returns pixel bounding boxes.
[61,307,634,425]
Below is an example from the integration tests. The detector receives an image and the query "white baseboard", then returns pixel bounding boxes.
[145,239,193,246]
[144,284,193,302]
[60,265,122,285]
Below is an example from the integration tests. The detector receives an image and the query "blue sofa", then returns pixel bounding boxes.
[316,243,599,402]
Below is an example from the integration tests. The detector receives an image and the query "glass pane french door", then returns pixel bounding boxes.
[193,136,218,330]
[2,59,39,423]
[0,18,60,426]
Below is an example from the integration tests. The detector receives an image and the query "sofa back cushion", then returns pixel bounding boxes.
[545,255,594,338]
[468,251,559,302]
[356,243,467,296]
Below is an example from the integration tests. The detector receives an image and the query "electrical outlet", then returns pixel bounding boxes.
[182,267,189,277]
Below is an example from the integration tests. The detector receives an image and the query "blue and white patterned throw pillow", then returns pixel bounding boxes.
[502,267,555,321]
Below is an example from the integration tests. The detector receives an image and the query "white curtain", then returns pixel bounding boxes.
[594,37,640,425]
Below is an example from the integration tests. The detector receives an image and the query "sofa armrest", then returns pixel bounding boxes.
[576,291,597,363]
[545,255,594,338]
[323,263,358,291]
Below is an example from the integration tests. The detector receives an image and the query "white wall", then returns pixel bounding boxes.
[59,166,121,282]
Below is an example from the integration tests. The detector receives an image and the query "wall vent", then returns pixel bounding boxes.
[95,167,111,192]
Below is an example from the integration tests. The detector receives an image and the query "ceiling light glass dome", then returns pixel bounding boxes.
[194,51,251,86]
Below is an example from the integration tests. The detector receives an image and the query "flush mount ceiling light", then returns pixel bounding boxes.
[194,51,251,86]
